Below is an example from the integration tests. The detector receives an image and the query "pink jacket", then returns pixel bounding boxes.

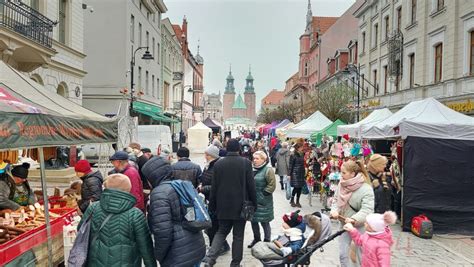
[349,227,394,267]
[123,166,145,212]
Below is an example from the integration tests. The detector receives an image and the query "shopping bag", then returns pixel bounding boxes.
[68,214,92,267]
[285,178,292,200]
[302,183,310,195]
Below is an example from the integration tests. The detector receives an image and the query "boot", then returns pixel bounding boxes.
[247,239,260,248]
[296,202,302,208]
[280,181,284,190]
[290,200,296,207]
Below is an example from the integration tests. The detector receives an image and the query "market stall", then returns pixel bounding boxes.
[310,119,346,145]
[270,119,290,137]
[0,60,118,266]
[187,122,212,153]
[286,111,332,138]
[362,98,474,234]
[202,117,222,134]
[337,108,393,139]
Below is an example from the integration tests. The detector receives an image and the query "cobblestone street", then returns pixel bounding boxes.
[190,154,474,267]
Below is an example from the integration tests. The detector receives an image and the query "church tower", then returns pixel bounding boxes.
[244,65,256,121]
[223,65,236,121]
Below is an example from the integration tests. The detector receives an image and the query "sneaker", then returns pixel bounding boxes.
[247,239,260,248]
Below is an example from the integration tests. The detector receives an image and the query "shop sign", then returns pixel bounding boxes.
[368,99,381,107]
[446,99,473,113]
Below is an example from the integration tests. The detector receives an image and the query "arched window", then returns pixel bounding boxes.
[57,82,68,98]
[30,74,44,86]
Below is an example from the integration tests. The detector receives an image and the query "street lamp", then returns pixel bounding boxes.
[129,46,154,117]
[179,85,192,148]
[342,64,377,122]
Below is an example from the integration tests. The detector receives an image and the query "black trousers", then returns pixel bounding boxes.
[205,219,246,266]
[251,221,271,241]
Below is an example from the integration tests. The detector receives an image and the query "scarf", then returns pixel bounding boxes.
[337,173,365,209]
[253,160,268,175]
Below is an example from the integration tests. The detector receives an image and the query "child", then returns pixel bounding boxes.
[343,211,397,267]
[277,210,306,256]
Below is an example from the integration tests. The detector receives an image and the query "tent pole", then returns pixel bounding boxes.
[400,139,405,229]
[39,147,53,267]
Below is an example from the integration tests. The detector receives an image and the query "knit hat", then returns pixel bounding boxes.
[226,139,241,152]
[205,145,220,159]
[367,154,388,173]
[74,160,92,174]
[11,163,30,179]
[283,210,302,228]
[343,134,350,141]
[366,211,397,233]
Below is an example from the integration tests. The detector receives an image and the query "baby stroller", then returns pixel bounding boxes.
[257,212,344,267]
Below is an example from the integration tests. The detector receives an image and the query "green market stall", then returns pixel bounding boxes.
[0,60,117,266]
[310,119,346,145]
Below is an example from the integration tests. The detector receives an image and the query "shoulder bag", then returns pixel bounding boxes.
[240,159,255,221]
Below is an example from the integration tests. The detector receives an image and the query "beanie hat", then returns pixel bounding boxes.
[74,160,92,174]
[11,163,30,179]
[177,147,190,158]
[368,154,387,173]
[283,210,302,228]
[366,211,397,233]
[226,139,241,152]
[205,145,220,159]
[343,134,350,141]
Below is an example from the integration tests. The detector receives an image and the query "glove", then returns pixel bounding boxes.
[280,247,293,257]
[343,223,355,232]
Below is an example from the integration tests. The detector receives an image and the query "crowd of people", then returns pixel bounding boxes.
[66,133,401,267]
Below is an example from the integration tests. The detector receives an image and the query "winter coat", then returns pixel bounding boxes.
[331,182,374,225]
[143,157,206,267]
[200,158,219,201]
[275,148,290,176]
[349,227,394,267]
[136,154,150,189]
[289,152,305,189]
[252,165,276,223]
[369,172,392,214]
[79,189,156,267]
[122,166,145,212]
[171,158,202,188]
[78,170,103,213]
[0,177,34,210]
[209,152,257,221]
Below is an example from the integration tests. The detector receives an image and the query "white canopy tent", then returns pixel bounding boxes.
[362,98,474,140]
[337,108,393,139]
[187,121,212,153]
[286,111,332,138]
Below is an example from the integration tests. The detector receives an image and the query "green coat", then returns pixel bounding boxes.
[252,165,276,223]
[79,189,156,267]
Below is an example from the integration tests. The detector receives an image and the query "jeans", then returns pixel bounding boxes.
[204,219,246,266]
[251,221,271,241]
[338,223,363,267]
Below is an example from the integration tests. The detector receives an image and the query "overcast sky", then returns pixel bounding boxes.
[164,0,355,111]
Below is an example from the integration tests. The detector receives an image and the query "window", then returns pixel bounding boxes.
[437,0,444,11]
[384,16,389,41]
[335,58,339,71]
[374,24,379,47]
[397,7,402,32]
[152,38,155,59]
[434,43,443,83]
[409,53,415,87]
[411,0,417,24]
[304,61,308,76]
[157,43,160,64]
[157,78,160,99]
[384,66,388,94]
[130,15,135,43]
[362,32,366,53]
[470,32,474,75]
[145,71,149,95]
[361,74,365,96]
[373,69,378,95]
[138,67,142,91]
[58,0,67,44]
[152,75,155,97]
[31,0,39,11]
[349,48,353,63]
[139,23,142,46]
[146,31,149,48]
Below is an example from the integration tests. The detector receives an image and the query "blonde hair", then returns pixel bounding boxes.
[104,173,132,193]
[342,160,371,184]
[253,150,268,161]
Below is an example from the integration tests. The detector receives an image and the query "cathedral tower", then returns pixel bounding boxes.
[223,66,235,121]
[244,65,256,121]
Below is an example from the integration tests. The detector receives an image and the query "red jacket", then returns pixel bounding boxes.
[123,166,145,212]
[349,227,394,267]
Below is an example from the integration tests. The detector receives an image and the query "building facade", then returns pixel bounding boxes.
[0,0,86,104]
[354,0,474,116]
[203,92,223,124]
[222,67,256,125]
[261,89,285,112]
[82,0,167,122]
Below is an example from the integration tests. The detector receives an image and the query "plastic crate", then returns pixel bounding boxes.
[38,196,68,208]
[0,208,77,265]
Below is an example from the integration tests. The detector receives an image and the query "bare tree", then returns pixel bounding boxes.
[257,103,300,124]
[307,84,356,122]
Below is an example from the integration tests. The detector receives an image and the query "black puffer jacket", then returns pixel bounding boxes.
[171,158,202,188]
[200,158,219,201]
[78,171,103,213]
[289,151,305,188]
[142,157,206,267]
[369,172,392,214]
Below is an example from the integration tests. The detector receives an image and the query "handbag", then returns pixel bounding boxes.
[68,209,113,267]
[240,159,255,221]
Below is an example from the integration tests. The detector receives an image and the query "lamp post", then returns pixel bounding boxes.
[179,85,192,148]
[342,64,377,122]
[130,46,154,117]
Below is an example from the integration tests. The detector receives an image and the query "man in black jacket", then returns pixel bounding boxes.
[171,147,202,188]
[203,139,257,267]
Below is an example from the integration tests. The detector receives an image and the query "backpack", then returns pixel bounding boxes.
[165,180,212,232]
